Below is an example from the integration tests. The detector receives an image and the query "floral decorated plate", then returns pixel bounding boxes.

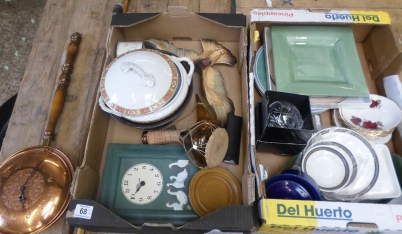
[339,94,402,139]
[100,49,180,116]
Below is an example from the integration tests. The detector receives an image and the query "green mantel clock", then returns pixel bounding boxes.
[100,144,199,226]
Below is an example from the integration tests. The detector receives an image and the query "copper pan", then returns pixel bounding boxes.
[0,33,81,233]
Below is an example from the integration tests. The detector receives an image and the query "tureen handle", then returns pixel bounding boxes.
[175,57,194,86]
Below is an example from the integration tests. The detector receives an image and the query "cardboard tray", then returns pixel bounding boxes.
[66,7,259,233]
[248,9,402,233]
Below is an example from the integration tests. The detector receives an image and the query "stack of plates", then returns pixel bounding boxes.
[260,26,372,110]
[99,49,194,129]
[301,127,401,201]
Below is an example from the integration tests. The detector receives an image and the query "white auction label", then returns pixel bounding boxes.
[73,204,94,219]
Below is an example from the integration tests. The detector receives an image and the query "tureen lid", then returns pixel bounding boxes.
[100,49,179,116]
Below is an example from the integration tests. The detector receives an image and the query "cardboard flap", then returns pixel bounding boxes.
[242,169,256,205]
[70,166,99,199]
[364,25,401,80]
[66,199,138,231]
[181,205,258,232]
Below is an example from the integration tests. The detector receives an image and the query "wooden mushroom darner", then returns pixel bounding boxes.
[142,120,229,169]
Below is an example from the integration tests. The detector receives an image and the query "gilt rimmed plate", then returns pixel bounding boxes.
[271,26,369,98]
[100,49,179,116]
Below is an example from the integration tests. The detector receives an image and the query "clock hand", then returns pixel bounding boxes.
[21,160,44,188]
[18,160,43,211]
[134,181,146,194]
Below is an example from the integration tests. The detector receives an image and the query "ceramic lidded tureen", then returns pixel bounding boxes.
[100,49,185,116]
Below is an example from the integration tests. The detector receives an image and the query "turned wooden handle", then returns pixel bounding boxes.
[123,0,130,13]
[43,32,82,146]
[141,130,181,144]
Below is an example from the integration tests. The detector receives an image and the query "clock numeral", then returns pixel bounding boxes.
[130,194,135,200]
[139,198,143,202]
[47,177,53,183]
[125,189,130,193]
[154,190,158,193]
[142,165,146,169]
[150,168,154,171]
[147,196,152,200]
[30,160,42,167]
[0,208,6,215]
[156,182,161,186]
[2,170,10,178]
[133,168,138,171]
[127,174,132,176]
[155,174,160,177]
[123,180,128,186]
[15,162,23,169]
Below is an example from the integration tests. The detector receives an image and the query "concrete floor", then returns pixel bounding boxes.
[0,0,46,107]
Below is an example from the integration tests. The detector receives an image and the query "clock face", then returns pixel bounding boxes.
[121,163,164,205]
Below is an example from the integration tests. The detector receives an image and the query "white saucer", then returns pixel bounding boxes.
[302,145,350,192]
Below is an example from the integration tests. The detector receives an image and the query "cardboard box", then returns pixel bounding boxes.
[248,9,402,233]
[66,7,259,233]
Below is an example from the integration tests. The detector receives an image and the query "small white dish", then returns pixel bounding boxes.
[302,145,351,192]
[358,144,401,200]
[339,94,402,139]
[100,49,193,116]
[310,140,358,187]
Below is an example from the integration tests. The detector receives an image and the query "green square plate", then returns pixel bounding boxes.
[271,26,369,97]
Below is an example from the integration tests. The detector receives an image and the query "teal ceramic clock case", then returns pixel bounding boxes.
[100,144,199,226]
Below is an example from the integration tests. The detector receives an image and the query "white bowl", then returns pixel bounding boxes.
[339,94,402,139]
[302,145,352,192]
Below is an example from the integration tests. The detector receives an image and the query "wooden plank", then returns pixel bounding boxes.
[0,0,77,161]
[237,0,402,9]
[0,0,115,233]
[200,0,231,13]
[40,0,116,232]
[169,0,200,12]
[136,0,169,12]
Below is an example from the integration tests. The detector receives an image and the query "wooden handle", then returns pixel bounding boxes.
[123,0,130,13]
[43,32,82,146]
[141,130,181,144]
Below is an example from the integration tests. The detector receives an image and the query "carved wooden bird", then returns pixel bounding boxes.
[143,39,236,127]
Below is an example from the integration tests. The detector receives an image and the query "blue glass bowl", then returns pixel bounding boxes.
[265,169,322,201]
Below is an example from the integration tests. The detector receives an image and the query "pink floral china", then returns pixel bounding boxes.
[339,94,402,140]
